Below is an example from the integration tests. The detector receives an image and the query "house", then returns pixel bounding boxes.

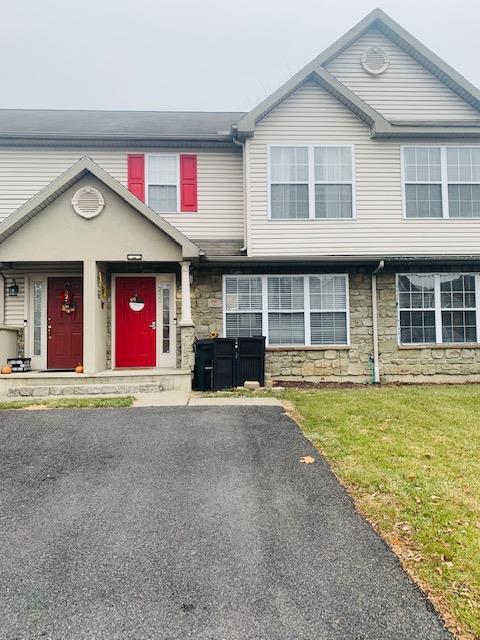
[1,8,480,394]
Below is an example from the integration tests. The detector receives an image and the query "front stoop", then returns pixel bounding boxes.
[0,369,192,397]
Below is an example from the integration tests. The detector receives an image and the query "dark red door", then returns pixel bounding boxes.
[47,277,83,370]
[115,277,156,368]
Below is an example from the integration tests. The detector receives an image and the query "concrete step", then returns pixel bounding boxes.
[7,382,164,398]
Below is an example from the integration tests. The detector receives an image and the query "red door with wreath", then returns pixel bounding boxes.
[115,277,157,368]
[47,277,83,370]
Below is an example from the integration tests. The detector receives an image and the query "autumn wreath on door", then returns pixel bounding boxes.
[61,282,76,314]
[129,293,145,312]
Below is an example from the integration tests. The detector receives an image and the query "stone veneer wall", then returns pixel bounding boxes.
[191,267,374,383]
[377,271,480,383]
[191,266,480,384]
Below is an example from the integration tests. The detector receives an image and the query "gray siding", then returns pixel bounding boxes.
[326,28,480,121]
[247,81,480,257]
[0,148,244,240]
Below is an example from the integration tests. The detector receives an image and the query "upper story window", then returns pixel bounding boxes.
[147,155,179,213]
[269,145,354,220]
[403,146,480,218]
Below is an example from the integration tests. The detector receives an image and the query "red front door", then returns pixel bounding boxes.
[47,277,83,370]
[115,277,157,368]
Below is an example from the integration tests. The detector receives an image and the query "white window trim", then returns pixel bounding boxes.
[222,274,350,347]
[145,153,181,214]
[267,144,356,220]
[401,144,480,219]
[396,272,480,346]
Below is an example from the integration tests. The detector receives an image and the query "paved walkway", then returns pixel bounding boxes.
[0,406,450,639]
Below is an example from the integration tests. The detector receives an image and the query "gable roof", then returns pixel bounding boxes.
[235,8,480,139]
[0,110,246,146]
[0,156,200,258]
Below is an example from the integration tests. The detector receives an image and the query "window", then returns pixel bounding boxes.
[270,147,309,219]
[224,276,263,337]
[447,148,480,217]
[33,282,43,356]
[397,273,480,344]
[267,276,305,344]
[403,146,480,218]
[147,155,178,213]
[310,275,348,344]
[314,147,353,218]
[403,147,442,218]
[224,274,349,346]
[269,145,354,219]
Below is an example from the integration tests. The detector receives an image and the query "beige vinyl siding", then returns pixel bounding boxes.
[0,148,243,240]
[326,28,480,121]
[4,275,25,326]
[247,80,480,257]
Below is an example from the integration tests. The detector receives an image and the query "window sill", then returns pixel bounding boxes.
[398,343,480,350]
[266,345,350,352]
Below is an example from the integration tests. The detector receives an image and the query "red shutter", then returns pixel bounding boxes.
[180,154,198,212]
[127,154,145,202]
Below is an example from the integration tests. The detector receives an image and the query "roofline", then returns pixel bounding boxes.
[236,8,480,135]
[0,156,200,258]
[0,135,240,149]
[202,254,480,264]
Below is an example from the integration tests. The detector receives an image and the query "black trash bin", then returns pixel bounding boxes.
[193,339,214,391]
[237,336,265,387]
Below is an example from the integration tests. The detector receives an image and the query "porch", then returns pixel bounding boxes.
[0,157,199,392]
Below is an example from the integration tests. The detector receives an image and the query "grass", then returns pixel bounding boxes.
[0,396,135,410]
[281,385,480,639]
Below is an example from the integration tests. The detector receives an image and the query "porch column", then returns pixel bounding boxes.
[83,260,107,374]
[178,261,195,371]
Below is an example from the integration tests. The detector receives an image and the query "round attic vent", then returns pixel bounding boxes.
[71,186,105,219]
[361,47,389,76]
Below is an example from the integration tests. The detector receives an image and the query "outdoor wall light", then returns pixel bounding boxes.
[7,279,19,297]
[127,254,143,261]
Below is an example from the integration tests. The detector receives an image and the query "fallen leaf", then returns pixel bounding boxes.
[299,456,315,464]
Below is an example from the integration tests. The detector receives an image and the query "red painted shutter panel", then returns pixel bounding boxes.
[127,154,145,202]
[180,154,197,212]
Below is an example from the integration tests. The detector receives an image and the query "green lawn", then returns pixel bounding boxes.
[0,396,134,410]
[284,385,480,639]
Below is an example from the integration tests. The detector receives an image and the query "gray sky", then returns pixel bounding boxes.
[1,0,479,112]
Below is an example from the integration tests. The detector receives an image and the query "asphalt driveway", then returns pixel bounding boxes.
[0,406,450,640]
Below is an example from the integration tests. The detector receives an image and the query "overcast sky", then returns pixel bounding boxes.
[1,0,478,112]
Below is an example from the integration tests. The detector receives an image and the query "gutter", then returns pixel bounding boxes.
[371,260,385,384]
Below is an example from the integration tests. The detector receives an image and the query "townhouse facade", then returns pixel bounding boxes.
[1,8,480,391]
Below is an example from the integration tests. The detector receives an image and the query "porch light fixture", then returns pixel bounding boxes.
[7,279,19,297]
[127,254,143,261]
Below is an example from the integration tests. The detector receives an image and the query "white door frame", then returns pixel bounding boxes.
[26,272,83,370]
[111,273,177,369]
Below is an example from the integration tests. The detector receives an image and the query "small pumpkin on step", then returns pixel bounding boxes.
[75,364,84,374]
[1,364,12,375]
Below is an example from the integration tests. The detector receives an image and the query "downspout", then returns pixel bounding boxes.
[0,271,5,325]
[232,127,247,254]
[371,260,385,384]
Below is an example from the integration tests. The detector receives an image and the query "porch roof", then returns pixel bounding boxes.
[0,156,200,259]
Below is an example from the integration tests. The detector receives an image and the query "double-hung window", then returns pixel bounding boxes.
[269,145,354,219]
[224,276,263,337]
[397,273,479,344]
[403,146,480,218]
[147,155,179,213]
[224,274,349,346]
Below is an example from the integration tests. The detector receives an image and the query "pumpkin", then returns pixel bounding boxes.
[1,365,12,375]
[75,364,84,374]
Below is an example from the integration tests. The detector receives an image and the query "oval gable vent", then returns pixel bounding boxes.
[361,47,389,76]
[72,186,105,219]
